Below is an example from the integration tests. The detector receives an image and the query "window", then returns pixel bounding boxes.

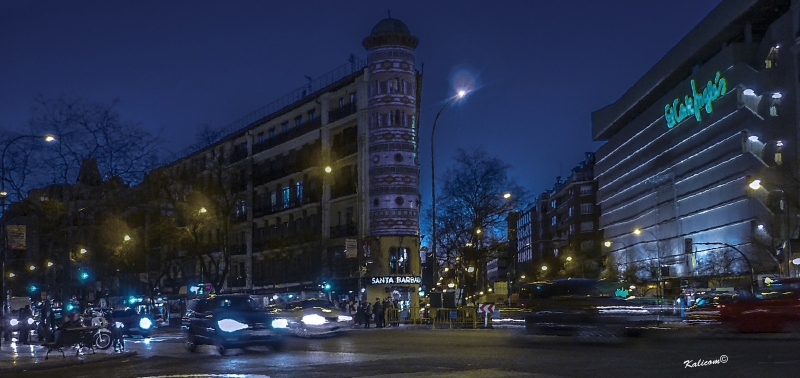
[389,247,410,274]
[568,207,573,217]
[580,185,592,195]
[308,109,316,120]
[295,181,303,204]
[282,186,290,209]
[569,224,575,234]
[580,203,594,214]
[236,200,247,218]
[269,128,276,138]
[281,122,289,133]
[580,221,594,232]
[551,216,557,226]
[270,191,277,212]
[294,115,302,126]
[350,93,357,107]
[551,200,557,208]
[339,98,344,108]
[581,240,594,252]
[257,132,264,144]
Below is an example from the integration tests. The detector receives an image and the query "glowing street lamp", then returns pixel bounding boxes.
[566,256,572,262]
[503,192,511,199]
[633,228,642,236]
[199,207,207,214]
[541,266,548,271]
[467,266,475,273]
[124,235,131,242]
[324,166,332,173]
[447,282,455,288]
[80,248,87,254]
[47,261,54,268]
[748,179,762,190]
[604,241,612,248]
[29,265,36,271]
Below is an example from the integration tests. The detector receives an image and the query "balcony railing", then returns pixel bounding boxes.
[330,223,357,238]
[228,149,248,165]
[328,104,357,123]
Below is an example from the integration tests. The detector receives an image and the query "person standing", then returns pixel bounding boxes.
[373,298,384,328]
[18,305,33,344]
[364,302,372,328]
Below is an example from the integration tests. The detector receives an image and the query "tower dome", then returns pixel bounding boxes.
[370,18,410,36]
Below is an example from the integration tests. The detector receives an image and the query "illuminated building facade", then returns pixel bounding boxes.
[159,18,423,305]
[592,0,799,287]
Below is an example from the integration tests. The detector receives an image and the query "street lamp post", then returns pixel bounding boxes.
[431,91,466,289]
[1,134,55,316]
[633,227,662,298]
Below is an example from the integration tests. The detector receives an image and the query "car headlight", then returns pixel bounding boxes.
[217,318,249,332]
[271,318,289,329]
[27,318,34,325]
[139,317,153,330]
[301,314,327,325]
[338,315,352,322]
[115,322,124,328]
[9,319,18,326]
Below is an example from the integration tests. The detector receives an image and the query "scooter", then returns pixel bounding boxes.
[89,311,112,350]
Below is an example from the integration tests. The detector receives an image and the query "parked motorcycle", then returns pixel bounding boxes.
[88,310,112,350]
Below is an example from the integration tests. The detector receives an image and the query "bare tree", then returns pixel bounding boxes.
[21,95,162,189]
[427,146,528,301]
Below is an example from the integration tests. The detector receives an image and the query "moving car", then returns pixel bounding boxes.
[112,308,154,338]
[268,299,352,337]
[185,294,288,355]
[523,278,659,338]
[718,278,800,333]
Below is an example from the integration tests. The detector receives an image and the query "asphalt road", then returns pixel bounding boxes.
[12,328,800,378]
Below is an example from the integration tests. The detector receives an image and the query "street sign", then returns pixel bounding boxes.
[345,239,357,258]
[478,303,496,314]
[449,310,458,319]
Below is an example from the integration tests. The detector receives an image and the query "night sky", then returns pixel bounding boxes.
[1,0,721,207]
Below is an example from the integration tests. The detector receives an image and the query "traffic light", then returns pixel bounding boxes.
[28,284,38,293]
[79,270,89,281]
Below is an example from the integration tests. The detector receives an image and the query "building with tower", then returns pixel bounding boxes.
[152,18,423,309]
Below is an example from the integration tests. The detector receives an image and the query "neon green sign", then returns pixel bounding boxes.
[664,71,727,128]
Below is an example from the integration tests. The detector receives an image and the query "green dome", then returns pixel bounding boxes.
[370,18,410,36]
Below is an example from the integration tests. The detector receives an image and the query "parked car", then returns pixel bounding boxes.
[112,308,154,338]
[719,278,800,333]
[523,278,659,338]
[268,299,352,337]
[185,294,289,355]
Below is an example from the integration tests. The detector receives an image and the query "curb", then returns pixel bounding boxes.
[0,351,138,374]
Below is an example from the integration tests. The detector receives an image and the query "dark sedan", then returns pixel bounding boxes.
[112,308,154,338]
[523,278,659,338]
[185,294,289,355]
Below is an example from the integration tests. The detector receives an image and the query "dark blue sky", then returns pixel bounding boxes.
[1,0,720,205]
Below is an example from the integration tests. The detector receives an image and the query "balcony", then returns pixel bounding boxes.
[330,223,357,238]
[228,149,248,165]
[328,104,357,123]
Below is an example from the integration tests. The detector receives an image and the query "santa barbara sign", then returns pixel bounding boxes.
[664,71,727,129]
[370,276,421,285]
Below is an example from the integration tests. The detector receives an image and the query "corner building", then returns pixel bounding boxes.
[592,0,800,287]
[158,18,422,308]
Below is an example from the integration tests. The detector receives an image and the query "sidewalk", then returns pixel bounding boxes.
[0,340,137,374]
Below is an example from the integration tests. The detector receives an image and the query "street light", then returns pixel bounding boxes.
[80,248,87,254]
[604,241,612,248]
[748,179,762,190]
[541,266,547,271]
[431,90,468,290]
[1,133,56,315]
[503,192,511,199]
[124,235,131,242]
[199,207,207,214]
[29,265,35,271]
[566,256,572,262]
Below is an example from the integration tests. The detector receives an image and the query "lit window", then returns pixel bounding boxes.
[580,185,592,195]
[294,115,302,126]
[580,203,594,214]
[282,186,290,209]
[295,181,303,204]
[568,207,573,217]
[308,109,316,120]
[282,122,289,133]
[257,133,264,144]
[269,128,276,138]
[551,216,557,226]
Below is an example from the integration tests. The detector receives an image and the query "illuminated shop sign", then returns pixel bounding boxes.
[370,276,421,285]
[664,71,727,129]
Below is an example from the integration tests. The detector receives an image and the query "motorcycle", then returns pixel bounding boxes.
[88,311,112,350]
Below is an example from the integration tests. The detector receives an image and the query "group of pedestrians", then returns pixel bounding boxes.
[348,297,400,328]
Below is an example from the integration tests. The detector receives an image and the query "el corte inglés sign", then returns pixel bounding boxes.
[664,71,727,129]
